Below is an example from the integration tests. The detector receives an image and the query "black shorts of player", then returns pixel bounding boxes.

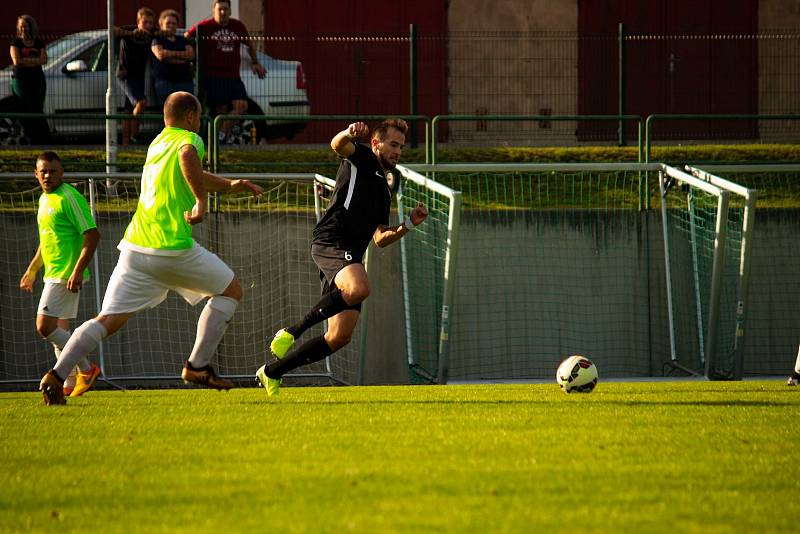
[204,76,248,108]
[311,243,363,312]
[118,78,146,111]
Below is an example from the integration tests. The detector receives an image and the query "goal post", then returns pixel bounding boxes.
[659,164,757,380]
[395,164,462,384]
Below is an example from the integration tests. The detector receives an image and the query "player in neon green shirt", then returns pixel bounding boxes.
[20,152,101,397]
[39,92,264,405]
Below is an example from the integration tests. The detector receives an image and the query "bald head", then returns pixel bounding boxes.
[164,92,201,131]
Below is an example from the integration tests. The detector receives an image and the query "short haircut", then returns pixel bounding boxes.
[137,7,155,20]
[164,92,200,122]
[213,0,232,7]
[35,151,61,167]
[372,118,409,142]
[159,9,181,25]
[16,15,38,39]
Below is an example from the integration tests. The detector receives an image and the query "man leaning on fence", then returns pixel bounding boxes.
[21,152,101,398]
[185,0,266,144]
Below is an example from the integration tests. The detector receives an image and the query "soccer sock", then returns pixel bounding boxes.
[286,287,348,339]
[188,296,238,368]
[794,344,800,375]
[45,327,70,353]
[45,328,91,374]
[52,319,107,382]
[265,335,333,378]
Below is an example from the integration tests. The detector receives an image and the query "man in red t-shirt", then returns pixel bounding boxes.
[185,0,266,143]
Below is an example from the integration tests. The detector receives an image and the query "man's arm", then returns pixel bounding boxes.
[66,228,101,293]
[201,171,264,196]
[247,41,266,78]
[178,144,209,225]
[331,122,369,158]
[373,203,428,248]
[20,246,43,293]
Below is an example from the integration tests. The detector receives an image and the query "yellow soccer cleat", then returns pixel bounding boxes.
[270,329,295,358]
[70,363,101,397]
[255,364,282,397]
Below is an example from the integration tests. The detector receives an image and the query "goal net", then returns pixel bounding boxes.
[400,163,660,382]
[0,168,461,389]
[0,173,363,387]
[659,165,756,380]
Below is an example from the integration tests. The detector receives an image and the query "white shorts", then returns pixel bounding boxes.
[100,244,234,315]
[37,282,80,319]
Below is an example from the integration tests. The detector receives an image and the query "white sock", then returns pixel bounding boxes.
[53,320,107,381]
[794,345,800,375]
[46,328,89,382]
[45,328,70,353]
[188,296,238,368]
[46,328,94,373]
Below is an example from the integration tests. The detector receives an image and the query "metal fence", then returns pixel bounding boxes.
[0,30,798,146]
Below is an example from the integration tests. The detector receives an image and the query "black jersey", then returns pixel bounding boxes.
[312,142,392,256]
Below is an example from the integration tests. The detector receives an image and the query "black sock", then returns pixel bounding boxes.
[50,368,65,384]
[286,287,349,339]
[266,335,334,378]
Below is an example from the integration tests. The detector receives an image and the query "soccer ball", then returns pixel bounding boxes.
[556,355,598,393]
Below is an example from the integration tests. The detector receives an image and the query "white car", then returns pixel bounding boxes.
[0,29,310,144]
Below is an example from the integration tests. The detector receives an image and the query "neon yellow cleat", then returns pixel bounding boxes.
[270,329,295,358]
[70,363,100,397]
[256,364,282,397]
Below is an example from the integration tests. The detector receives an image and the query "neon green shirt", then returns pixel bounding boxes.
[37,182,96,282]
[122,127,205,254]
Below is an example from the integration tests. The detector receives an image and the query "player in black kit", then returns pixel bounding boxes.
[256,119,428,396]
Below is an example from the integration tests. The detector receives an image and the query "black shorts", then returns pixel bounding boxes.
[118,78,146,110]
[204,76,248,108]
[311,243,363,311]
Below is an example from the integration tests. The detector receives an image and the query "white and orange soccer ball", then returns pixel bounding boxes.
[556,355,598,393]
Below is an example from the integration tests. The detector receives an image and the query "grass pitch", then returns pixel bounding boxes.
[1,381,798,533]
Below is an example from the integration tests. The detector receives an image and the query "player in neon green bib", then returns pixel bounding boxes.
[122,125,205,252]
[39,92,264,405]
[21,152,101,397]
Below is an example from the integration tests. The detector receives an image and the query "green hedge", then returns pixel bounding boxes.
[0,144,797,186]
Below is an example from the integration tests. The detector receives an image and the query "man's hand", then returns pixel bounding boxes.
[347,122,370,139]
[19,271,36,293]
[67,272,84,293]
[231,179,264,197]
[252,62,266,79]
[184,198,207,225]
[410,202,428,226]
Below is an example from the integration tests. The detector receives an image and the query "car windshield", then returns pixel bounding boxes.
[45,33,95,63]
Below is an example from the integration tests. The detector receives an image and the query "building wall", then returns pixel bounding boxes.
[446,1,578,145]
[758,0,800,140]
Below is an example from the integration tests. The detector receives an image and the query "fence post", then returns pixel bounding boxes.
[409,24,418,148]
[618,22,626,147]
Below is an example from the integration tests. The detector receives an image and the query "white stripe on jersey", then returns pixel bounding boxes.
[343,163,357,210]
[64,186,92,231]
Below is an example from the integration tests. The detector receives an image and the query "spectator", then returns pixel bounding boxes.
[151,9,195,106]
[185,0,266,144]
[116,7,155,145]
[9,14,50,144]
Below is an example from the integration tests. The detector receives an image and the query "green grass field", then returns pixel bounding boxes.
[1,381,798,533]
